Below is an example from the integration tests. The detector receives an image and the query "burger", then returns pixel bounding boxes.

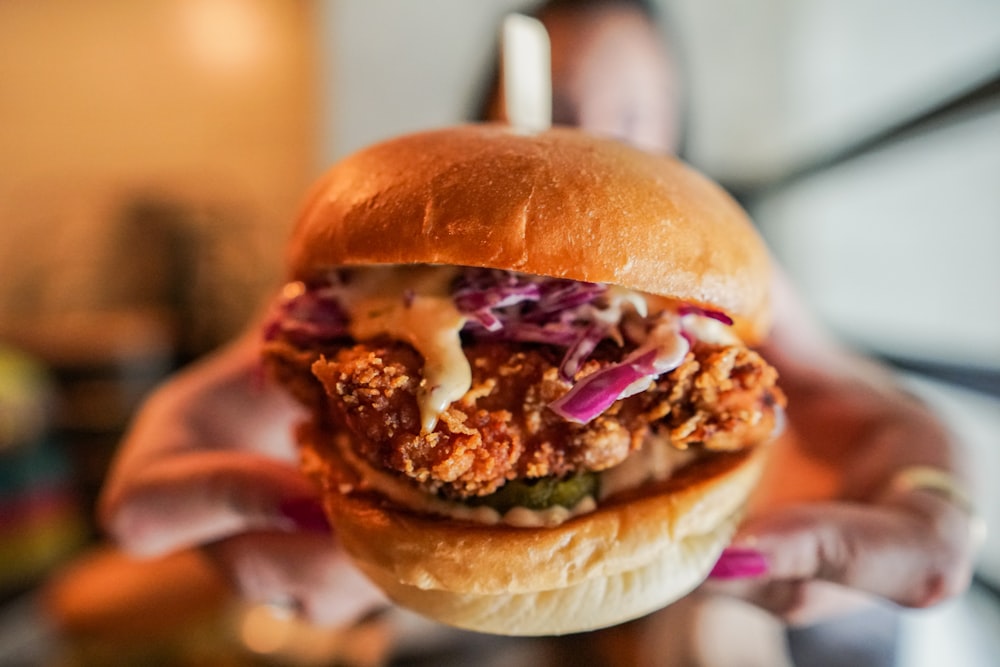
[261,124,785,636]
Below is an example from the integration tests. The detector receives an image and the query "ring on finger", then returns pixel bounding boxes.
[887,465,987,548]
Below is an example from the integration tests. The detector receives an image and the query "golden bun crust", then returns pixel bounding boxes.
[287,124,772,343]
[300,424,768,636]
[358,511,739,636]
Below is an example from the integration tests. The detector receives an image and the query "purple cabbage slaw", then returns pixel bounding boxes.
[547,348,660,424]
[263,267,731,425]
[263,281,350,346]
[452,268,609,376]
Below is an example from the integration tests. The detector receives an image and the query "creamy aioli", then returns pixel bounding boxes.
[335,423,690,527]
[681,312,739,346]
[336,266,469,432]
[599,435,696,500]
[329,266,732,432]
[332,433,596,527]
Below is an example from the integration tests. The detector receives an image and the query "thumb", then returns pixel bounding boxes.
[205,530,387,627]
[100,450,329,558]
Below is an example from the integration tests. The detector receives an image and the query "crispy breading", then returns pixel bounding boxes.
[653,346,784,452]
[265,338,784,499]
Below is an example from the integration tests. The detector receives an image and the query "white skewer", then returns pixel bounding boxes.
[501,14,552,133]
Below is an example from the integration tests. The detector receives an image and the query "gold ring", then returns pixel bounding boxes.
[888,465,987,547]
[889,466,974,514]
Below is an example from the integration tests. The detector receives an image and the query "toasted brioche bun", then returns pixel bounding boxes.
[287,124,772,343]
[300,423,767,636]
[281,124,777,635]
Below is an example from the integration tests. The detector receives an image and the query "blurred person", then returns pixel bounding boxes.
[481,2,983,664]
[477,0,682,155]
[99,0,983,657]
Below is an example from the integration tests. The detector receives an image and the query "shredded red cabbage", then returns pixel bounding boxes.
[677,304,734,326]
[266,267,732,425]
[548,323,692,424]
[549,349,659,423]
[452,269,609,374]
[262,284,349,345]
[559,322,609,380]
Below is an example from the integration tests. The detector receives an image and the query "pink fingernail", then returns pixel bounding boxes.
[708,548,768,579]
[279,498,331,533]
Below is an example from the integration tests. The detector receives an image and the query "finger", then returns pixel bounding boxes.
[705,577,876,627]
[100,450,328,557]
[206,530,388,627]
[706,496,976,616]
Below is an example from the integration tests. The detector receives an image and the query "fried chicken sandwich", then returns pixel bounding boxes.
[262,124,785,635]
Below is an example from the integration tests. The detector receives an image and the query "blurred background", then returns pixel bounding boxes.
[1,0,998,665]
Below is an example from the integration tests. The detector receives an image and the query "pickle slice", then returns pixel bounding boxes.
[467,472,599,513]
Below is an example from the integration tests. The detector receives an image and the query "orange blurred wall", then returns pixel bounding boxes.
[0,0,321,349]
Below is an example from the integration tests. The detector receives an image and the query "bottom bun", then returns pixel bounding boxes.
[356,510,739,636]
[299,424,768,636]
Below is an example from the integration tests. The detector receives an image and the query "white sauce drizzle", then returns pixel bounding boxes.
[598,435,695,500]
[681,313,739,346]
[336,266,468,432]
[332,432,596,527]
[330,265,735,432]
[335,428,692,528]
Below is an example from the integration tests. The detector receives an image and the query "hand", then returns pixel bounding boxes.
[704,268,982,625]
[98,326,386,626]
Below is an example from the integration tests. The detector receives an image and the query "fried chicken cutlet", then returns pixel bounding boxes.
[263,338,783,500]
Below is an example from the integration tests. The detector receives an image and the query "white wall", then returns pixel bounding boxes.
[320,0,525,161]
[669,0,1000,183]
[754,103,1000,369]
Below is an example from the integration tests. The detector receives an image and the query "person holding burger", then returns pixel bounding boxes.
[99,0,981,654]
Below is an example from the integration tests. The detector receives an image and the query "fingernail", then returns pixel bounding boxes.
[279,498,330,532]
[708,548,768,579]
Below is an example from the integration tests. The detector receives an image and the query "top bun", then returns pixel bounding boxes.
[287,124,772,342]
